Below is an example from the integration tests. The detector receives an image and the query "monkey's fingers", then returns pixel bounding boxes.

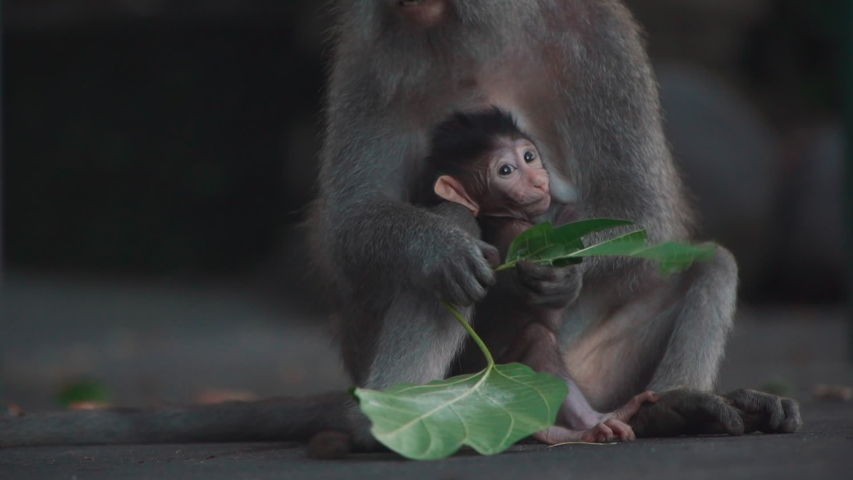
[465,246,497,289]
[441,272,482,306]
[470,242,498,287]
[517,261,563,282]
[516,261,580,309]
[440,255,494,306]
[476,240,501,269]
[436,263,476,306]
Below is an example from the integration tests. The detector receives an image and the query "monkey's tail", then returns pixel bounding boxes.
[0,392,350,447]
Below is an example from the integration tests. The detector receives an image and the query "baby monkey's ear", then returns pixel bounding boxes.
[434,175,480,216]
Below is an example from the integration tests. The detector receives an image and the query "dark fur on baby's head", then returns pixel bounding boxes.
[426,106,527,175]
[421,106,530,203]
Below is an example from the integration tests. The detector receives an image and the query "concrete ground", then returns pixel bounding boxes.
[1,272,852,479]
[1,402,851,480]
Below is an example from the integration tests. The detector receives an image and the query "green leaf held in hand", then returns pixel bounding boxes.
[353,302,568,460]
[500,219,634,270]
[499,219,716,274]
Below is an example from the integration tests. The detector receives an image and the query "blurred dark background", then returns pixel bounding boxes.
[1,1,850,411]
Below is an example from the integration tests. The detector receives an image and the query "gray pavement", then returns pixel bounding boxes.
[1,273,852,479]
[1,402,851,480]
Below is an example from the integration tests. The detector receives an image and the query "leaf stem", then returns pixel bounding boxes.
[440,301,495,367]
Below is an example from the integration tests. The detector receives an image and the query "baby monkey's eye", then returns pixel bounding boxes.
[498,165,515,176]
[523,150,537,163]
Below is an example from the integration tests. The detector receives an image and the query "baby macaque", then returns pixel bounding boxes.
[422,107,653,443]
[424,106,552,253]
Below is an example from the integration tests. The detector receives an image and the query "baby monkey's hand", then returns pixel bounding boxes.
[513,261,583,309]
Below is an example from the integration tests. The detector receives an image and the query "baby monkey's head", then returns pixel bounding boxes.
[425,106,551,220]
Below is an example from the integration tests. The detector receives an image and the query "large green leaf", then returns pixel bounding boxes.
[564,231,717,274]
[353,302,568,460]
[354,363,567,460]
[500,220,716,274]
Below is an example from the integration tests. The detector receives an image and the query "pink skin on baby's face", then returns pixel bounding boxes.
[432,137,552,259]
[433,138,551,223]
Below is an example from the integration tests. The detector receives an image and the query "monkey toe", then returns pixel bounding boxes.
[779,399,802,433]
[604,419,635,441]
[610,391,658,423]
[717,407,745,436]
[725,389,798,434]
[533,426,584,445]
[780,418,802,434]
[592,423,615,443]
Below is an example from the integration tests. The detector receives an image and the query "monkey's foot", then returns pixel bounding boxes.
[533,418,636,444]
[534,391,659,444]
[629,388,801,438]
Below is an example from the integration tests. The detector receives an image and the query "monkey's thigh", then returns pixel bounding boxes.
[336,292,471,449]
[562,247,738,412]
[338,291,470,390]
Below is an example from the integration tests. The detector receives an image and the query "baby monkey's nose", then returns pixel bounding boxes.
[533,177,550,195]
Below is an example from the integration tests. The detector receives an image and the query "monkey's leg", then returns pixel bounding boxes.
[338,294,472,449]
[502,317,656,444]
[336,202,484,449]
[455,286,653,444]
[644,246,738,393]
[633,246,800,436]
[563,246,801,437]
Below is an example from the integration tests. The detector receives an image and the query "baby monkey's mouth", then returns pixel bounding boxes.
[523,196,552,216]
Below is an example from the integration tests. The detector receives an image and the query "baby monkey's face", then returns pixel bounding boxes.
[478,138,551,220]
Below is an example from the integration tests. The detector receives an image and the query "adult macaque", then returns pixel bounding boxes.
[421,107,657,442]
[1,0,800,453]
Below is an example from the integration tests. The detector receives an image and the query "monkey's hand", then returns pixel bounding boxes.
[534,391,658,444]
[511,261,582,309]
[421,225,500,307]
[629,387,801,438]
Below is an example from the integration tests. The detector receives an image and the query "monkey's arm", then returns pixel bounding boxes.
[313,195,497,306]
[313,98,498,305]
